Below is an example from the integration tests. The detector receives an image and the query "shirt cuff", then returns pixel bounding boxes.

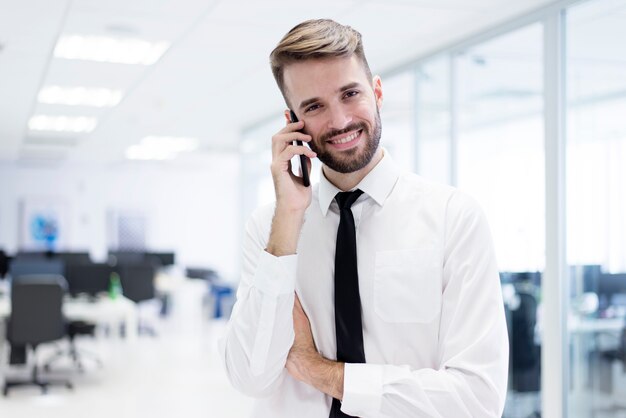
[252,250,297,296]
[341,363,384,416]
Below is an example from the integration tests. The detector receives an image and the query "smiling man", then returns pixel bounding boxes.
[220,19,509,417]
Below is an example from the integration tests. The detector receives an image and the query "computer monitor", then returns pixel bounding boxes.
[503,271,542,286]
[108,251,145,266]
[145,252,175,266]
[64,263,112,297]
[9,258,65,279]
[56,251,92,265]
[570,264,603,295]
[15,250,49,260]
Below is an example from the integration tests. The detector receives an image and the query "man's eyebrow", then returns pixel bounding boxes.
[298,97,320,111]
[338,82,361,93]
[297,82,363,110]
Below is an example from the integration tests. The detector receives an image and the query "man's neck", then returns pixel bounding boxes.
[323,148,384,192]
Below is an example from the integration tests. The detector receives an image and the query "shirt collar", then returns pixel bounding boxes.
[318,148,401,216]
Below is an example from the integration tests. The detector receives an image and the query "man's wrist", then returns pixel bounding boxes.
[266,207,306,256]
[305,355,345,401]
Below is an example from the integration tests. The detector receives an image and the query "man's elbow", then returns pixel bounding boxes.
[221,345,285,398]
[224,362,285,398]
[471,374,507,418]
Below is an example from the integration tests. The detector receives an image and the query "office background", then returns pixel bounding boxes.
[1,0,625,417]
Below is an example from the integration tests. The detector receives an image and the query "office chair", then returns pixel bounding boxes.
[41,262,110,371]
[588,327,626,417]
[43,320,102,372]
[119,263,158,336]
[504,279,541,418]
[3,275,73,396]
[0,249,9,278]
[601,327,626,370]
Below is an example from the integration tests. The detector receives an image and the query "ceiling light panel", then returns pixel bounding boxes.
[141,136,198,152]
[125,136,199,160]
[28,115,98,133]
[54,35,170,65]
[38,85,123,107]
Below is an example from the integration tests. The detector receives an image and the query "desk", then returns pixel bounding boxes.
[569,316,625,334]
[0,294,138,343]
[569,315,625,401]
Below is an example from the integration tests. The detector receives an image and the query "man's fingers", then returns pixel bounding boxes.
[280,120,304,132]
[272,132,312,158]
[271,121,311,157]
[276,145,317,167]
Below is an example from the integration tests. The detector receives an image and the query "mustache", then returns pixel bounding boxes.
[319,122,368,143]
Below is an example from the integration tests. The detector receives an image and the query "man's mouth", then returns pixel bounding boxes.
[326,129,363,148]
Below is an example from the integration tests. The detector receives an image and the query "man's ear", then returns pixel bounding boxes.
[372,75,383,110]
[284,109,293,124]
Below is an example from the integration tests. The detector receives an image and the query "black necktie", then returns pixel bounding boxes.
[330,189,365,418]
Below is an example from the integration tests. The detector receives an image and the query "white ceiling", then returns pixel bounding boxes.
[0,0,558,165]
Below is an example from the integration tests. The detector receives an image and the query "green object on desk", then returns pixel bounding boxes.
[109,272,123,299]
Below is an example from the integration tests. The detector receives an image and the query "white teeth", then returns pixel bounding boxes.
[330,131,360,144]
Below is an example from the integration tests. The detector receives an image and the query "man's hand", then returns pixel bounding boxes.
[286,294,344,400]
[270,119,316,213]
[265,119,317,257]
[286,294,318,381]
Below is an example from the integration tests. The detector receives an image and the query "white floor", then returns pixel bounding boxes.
[0,280,254,418]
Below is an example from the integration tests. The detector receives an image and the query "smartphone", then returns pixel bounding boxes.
[289,109,310,187]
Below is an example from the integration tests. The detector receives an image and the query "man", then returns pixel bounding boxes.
[220,19,508,417]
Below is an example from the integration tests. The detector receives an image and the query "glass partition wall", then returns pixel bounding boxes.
[566,0,626,416]
[455,24,545,418]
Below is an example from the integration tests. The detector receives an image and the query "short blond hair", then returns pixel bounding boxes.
[270,19,372,105]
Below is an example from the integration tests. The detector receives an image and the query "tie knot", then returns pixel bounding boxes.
[335,189,364,210]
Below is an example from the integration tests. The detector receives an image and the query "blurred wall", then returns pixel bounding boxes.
[0,154,240,280]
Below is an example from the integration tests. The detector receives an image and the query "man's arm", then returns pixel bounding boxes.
[219,119,317,397]
[287,191,509,417]
[286,295,344,400]
[219,208,298,397]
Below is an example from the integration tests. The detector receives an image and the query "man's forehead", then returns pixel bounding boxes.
[283,56,370,106]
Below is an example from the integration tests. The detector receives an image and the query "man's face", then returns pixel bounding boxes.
[283,55,383,174]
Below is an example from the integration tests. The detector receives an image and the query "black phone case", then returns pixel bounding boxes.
[289,110,310,187]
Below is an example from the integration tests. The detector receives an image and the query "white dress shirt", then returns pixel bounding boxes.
[220,150,509,417]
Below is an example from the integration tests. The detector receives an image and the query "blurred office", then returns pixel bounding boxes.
[0,0,625,417]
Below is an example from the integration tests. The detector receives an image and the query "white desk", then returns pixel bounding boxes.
[569,315,625,398]
[155,271,185,294]
[0,294,138,342]
[569,316,625,334]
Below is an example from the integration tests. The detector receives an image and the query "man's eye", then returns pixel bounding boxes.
[344,90,359,99]
[305,104,320,113]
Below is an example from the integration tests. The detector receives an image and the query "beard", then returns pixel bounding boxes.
[307,108,382,174]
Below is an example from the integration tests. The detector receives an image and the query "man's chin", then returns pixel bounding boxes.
[319,151,370,174]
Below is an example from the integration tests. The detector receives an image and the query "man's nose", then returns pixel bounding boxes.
[327,106,352,131]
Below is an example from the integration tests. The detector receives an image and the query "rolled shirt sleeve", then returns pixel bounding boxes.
[341,191,509,417]
[219,206,299,397]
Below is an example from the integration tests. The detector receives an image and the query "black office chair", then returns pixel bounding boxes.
[601,327,626,371]
[586,327,626,417]
[504,279,541,418]
[119,263,158,336]
[3,275,73,396]
[0,249,9,278]
[44,262,110,372]
[43,320,102,372]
